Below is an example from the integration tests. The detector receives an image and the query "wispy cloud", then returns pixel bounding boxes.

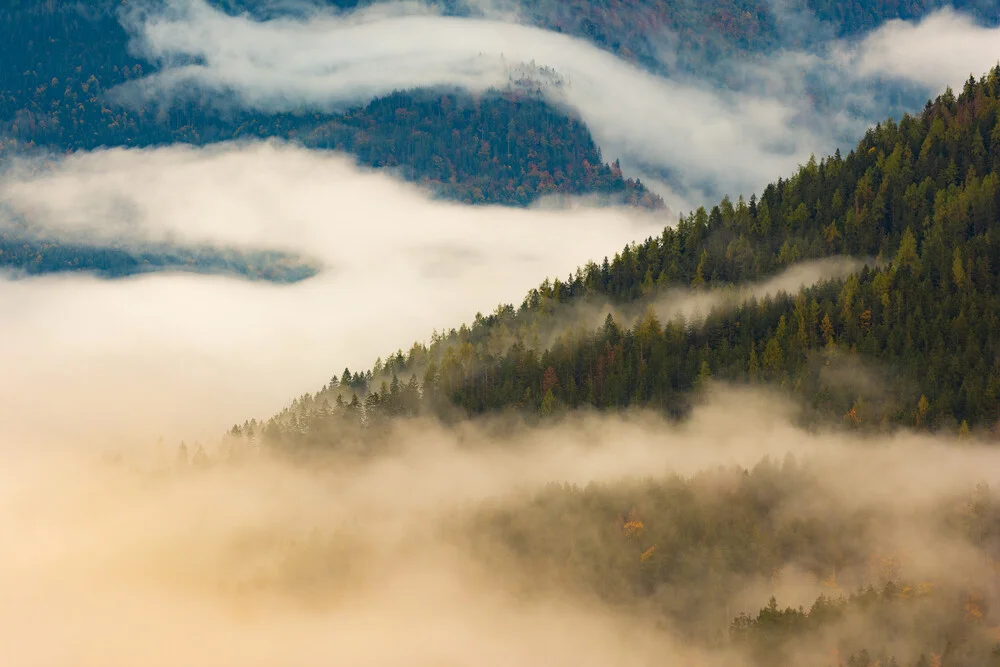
[112,1,999,210]
[114,0,834,207]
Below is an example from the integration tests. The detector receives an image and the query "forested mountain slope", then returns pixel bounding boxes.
[218,76,1000,666]
[246,67,1000,446]
[510,0,1000,75]
[467,461,1000,667]
[0,0,657,208]
[0,238,320,281]
[11,4,1000,665]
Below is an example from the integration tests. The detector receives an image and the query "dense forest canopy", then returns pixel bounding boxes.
[0,0,660,198]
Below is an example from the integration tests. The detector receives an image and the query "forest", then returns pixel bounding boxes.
[0,235,320,280]
[212,0,1000,73]
[4,0,997,276]
[246,67,1000,447]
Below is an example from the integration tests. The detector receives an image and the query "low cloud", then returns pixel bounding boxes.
[114,0,834,206]
[0,140,664,447]
[845,8,1000,91]
[458,256,871,360]
[623,255,870,330]
[3,386,1000,666]
[112,1,999,209]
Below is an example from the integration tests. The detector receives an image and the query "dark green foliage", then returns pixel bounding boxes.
[260,90,661,207]
[405,69,1000,432]
[253,67,1000,440]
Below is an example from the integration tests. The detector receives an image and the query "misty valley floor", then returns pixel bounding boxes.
[4,392,1000,667]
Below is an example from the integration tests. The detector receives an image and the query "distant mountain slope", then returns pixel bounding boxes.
[0,1,658,208]
[246,67,1000,447]
[4,0,996,279]
[0,0,660,278]
[521,0,999,70]
[0,236,320,281]
[217,0,1000,73]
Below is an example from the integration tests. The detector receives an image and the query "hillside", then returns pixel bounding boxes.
[0,236,320,281]
[245,66,1000,448]
[515,0,1000,77]
[6,1,999,279]
[211,73,1000,666]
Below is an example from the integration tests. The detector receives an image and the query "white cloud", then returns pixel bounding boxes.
[847,8,1000,91]
[113,1,1000,210]
[117,0,834,207]
[0,141,664,447]
[0,142,870,451]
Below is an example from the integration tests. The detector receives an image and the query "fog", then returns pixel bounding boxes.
[845,8,1000,90]
[0,140,876,459]
[399,255,872,370]
[114,0,1000,207]
[4,5,1000,660]
[3,146,998,667]
[558,255,871,342]
[0,141,664,447]
[3,386,1000,666]
[119,0,818,206]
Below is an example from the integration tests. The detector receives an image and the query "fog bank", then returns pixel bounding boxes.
[3,387,999,666]
[0,141,663,446]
